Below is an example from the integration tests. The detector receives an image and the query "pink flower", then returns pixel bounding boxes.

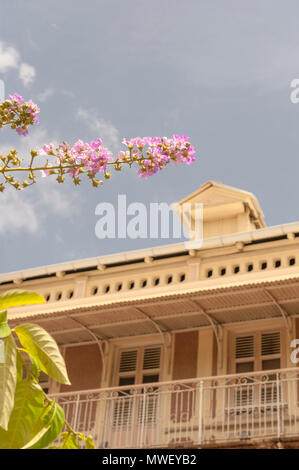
[8,93,23,102]
[16,127,29,136]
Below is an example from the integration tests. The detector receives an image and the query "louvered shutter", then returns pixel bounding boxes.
[261,332,281,404]
[138,346,161,424]
[113,345,162,427]
[119,349,138,373]
[234,335,255,406]
[113,349,138,427]
[235,335,254,359]
[261,332,280,356]
[143,346,161,371]
[232,331,282,407]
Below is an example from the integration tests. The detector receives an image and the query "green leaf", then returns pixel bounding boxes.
[26,351,41,380]
[0,311,11,338]
[85,435,96,449]
[24,402,65,449]
[61,432,79,449]
[16,350,23,383]
[0,289,45,309]
[0,335,17,430]
[76,432,95,448]
[0,379,46,448]
[21,401,55,448]
[14,324,70,385]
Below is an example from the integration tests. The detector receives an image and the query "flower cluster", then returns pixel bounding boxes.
[39,138,113,186]
[120,135,196,178]
[0,93,40,136]
[0,93,196,192]
[35,134,196,187]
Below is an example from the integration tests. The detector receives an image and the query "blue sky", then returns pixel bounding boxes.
[1,0,299,273]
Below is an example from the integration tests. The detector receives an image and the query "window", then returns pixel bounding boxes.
[113,345,162,427]
[232,330,281,374]
[231,330,282,408]
[115,345,162,387]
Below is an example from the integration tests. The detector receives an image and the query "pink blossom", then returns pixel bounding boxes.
[16,127,29,136]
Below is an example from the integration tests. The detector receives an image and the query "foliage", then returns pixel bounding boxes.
[0,289,95,449]
[0,93,196,192]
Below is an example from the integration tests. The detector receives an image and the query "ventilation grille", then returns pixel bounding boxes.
[143,347,161,370]
[261,332,280,356]
[119,350,138,373]
[235,336,254,359]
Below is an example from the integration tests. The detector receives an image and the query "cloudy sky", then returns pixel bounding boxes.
[1,0,299,274]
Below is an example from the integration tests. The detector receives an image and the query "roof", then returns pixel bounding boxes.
[176,180,266,231]
[8,272,299,345]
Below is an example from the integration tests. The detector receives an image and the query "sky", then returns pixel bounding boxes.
[1,0,299,274]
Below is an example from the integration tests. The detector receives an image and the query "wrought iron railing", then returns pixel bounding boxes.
[50,367,299,448]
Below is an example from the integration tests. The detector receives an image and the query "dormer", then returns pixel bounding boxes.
[176,181,266,240]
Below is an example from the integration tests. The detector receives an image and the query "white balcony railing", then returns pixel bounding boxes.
[50,368,299,448]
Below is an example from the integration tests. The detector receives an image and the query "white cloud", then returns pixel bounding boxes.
[19,63,36,87]
[38,179,77,217]
[0,128,79,235]
[0,189,39,234]
[77,108,120,152]
[37,88,54,102]
[0,41,36,87]
[0,41,19,73]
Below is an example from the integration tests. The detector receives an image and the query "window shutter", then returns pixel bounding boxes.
[235,335,254,359]
[119,349,138,373]
[261,332,280,356]
[143,347,161,370]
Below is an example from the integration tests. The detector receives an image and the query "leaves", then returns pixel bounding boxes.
[26,351,41,380]
[24,402,65,449]
[84,435,96,449]
[14,323,70,385]
[51,431,80,449]
[0,379,46,448]
[48,431,96,450]
[0,289,45,309]
[16,350,23,383]
[0,311,11,338]
[0,335,17,430]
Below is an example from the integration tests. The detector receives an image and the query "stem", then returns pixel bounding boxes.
[1,159,147,173]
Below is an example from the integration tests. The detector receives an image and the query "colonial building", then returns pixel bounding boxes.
[4,181,299,448]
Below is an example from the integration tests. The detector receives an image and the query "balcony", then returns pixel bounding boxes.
[50,367,299,448]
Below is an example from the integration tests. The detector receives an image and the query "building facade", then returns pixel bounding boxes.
[4,181,299,449]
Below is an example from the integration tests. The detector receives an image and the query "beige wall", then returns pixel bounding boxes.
[172,331,199,380]
[61,343,103,392]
